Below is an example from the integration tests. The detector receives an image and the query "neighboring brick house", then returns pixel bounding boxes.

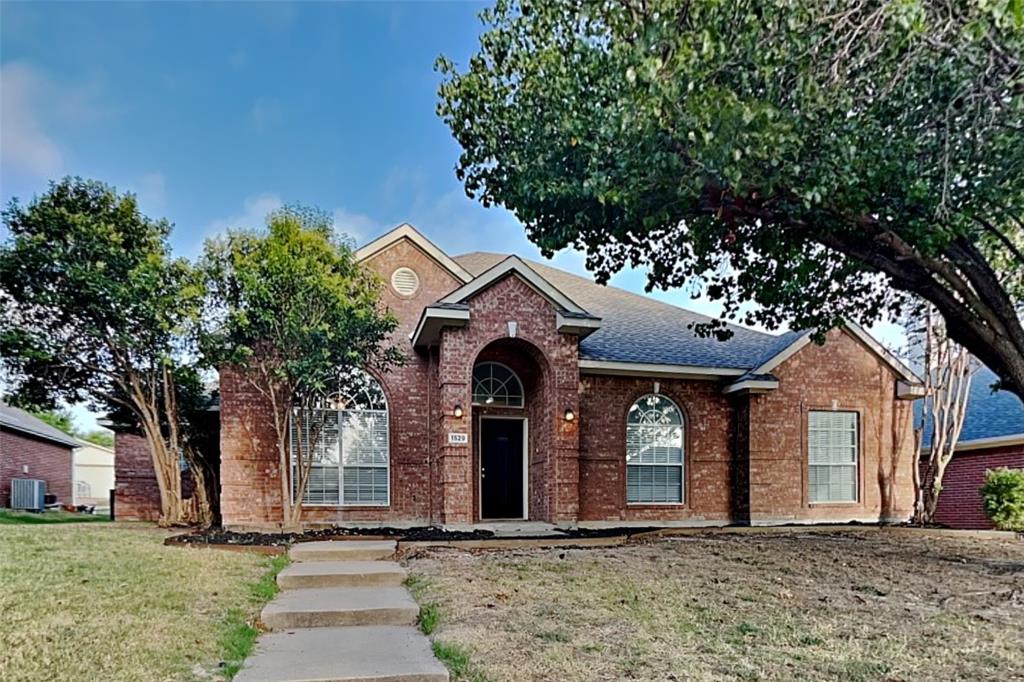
[0,402,78,507]
[214,224,924,530]
[922,366,1024,530]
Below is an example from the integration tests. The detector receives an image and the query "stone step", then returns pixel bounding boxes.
[277,560,407,589]
[290,539,397,562]
[262,586,419,629]
[234,625,449,682]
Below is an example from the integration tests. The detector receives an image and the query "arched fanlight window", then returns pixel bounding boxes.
[292,368,389,506]
[626,394,684,504]
[472,362,524,408]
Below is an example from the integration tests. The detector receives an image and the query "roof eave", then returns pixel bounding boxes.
[410,306,471,349]
[723,378,780,395]
[555,312,602,338]
[578,359,748,380]
[896,380,927,401]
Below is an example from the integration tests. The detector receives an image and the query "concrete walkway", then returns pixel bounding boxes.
[236,540,448,682]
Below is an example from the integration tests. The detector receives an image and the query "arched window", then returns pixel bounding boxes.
[626,394,684,504]
[472,362,524,408]
[292,368,389,506]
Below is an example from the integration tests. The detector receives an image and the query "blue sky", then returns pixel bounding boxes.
[1,1,902,430]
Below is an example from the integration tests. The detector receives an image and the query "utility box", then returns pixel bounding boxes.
[11,479,46,511]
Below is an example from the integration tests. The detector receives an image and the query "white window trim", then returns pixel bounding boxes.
[625,394,686,506]
[291,407,391,509]
[471,361,525,409]
[807,410,859,505]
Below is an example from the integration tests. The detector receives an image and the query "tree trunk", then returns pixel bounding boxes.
[912,308,973,525]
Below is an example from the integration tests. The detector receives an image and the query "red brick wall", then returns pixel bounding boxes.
[219,237,461,529]
[927,444,1024,529]
[578,376,734,523]
[214,237,917,528]
[113,432,197,521]
[114,432,161,521]
[436,274,580,523]
[743,330,916,524]
[0,428,73,507]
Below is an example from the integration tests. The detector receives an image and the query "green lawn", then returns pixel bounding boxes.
[0,509,111,525]
[0,523,286,681]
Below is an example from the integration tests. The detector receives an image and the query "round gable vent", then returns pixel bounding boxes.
[391,267,420,296]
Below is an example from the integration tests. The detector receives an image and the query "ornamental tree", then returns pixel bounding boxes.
[199,205,400,528]
[0,178,211,525]
[437,0,1024,400]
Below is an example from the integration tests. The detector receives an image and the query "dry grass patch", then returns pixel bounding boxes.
[407,529,1024,681]
[0,523,279,681]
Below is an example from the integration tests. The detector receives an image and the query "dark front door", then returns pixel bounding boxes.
[480,418,524,519]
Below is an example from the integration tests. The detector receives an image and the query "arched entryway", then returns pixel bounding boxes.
[471,338,550,521]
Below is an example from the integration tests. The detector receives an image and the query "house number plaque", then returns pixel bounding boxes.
[447,432,469,445]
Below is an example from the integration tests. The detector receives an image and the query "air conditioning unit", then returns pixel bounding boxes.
[11,479,46,511]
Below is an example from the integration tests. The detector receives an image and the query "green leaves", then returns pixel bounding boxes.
[198,204,400,405]
[0,177,201,412]
[438,0,1024,393]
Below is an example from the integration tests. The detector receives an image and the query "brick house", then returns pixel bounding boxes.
[923,365,1024,530]
[213,224,924,530]
[0,402,78,507]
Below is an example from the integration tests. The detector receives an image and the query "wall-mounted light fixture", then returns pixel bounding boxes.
[453,404,464,419]
[564,408,575,422]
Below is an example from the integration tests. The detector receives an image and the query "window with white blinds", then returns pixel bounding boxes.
[290,369,389,506]
[808,411,858,503]
[626,394,684,504]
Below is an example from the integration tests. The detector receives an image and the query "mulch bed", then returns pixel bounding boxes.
[166,524,663,548]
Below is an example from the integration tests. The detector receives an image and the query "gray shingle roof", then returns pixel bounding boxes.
[918,365,1024,446]
[453,252,793,370]
[0,402,81,448]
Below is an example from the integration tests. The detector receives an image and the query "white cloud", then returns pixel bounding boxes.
[1,62,65,181]
[332,207,379,245]
[0,61,110,192]
[201,193,283,252]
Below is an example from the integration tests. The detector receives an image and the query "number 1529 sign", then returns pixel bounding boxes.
[447,432,469,445]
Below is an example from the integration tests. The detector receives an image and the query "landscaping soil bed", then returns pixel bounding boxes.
[167,524,663,548]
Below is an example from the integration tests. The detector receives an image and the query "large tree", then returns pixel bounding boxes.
[437,0,1024,400]
[0,178,211,525]
[200,205,400,528]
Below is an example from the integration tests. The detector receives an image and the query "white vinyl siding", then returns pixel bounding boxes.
[290,370,389,506]
[808,411,858,503]
[626,394,684,504]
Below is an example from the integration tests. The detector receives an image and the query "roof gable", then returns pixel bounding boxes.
[439,255,591,316]
[355,224,473,284]
[751,323,922,387]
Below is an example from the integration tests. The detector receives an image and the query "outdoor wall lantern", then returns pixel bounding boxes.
[564,408,575,422]
[453,404,464,419]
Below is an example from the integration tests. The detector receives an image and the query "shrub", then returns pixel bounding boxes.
[980,468,1024,531]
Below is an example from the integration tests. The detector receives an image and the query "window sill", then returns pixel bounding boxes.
[807,501,860,507]
[626,502,688,508]
[299,499,391,503]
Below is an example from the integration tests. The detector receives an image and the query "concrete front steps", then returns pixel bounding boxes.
[290,539,397,562]
[236,539,448,682]
[262,586,419,629]
[277,560,407,589]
